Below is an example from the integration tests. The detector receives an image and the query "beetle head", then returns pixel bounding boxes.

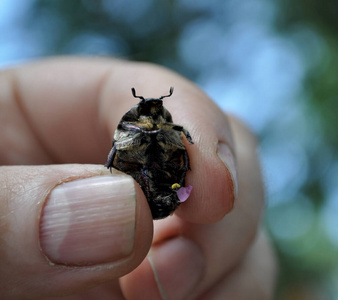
[131,87,174,116]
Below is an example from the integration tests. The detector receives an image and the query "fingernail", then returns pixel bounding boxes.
[40,175,136,266]
[148,238,205,300]
[217,142,238,204]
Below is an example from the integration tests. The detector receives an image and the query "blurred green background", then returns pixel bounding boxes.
[1,0,337,298]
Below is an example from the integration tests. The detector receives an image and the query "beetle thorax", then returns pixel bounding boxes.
[138,115,165,130]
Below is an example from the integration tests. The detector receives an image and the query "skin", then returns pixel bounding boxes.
[0,58,277,299]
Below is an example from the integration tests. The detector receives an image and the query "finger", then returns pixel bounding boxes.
[99,61,237,223]
[0,164,152,299]
[197,231,278,300]
[0,58,114,165]
[120,115,266,300]
[2,58,237,223]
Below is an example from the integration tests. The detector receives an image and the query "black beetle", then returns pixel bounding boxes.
[105,87,193,219]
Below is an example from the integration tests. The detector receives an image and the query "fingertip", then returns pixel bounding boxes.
[175,137,235,224]
[120,238,205,300]
[0,165,153,299]
[120,256,163,300]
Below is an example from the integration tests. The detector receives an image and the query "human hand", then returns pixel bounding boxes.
[0,58,277,299]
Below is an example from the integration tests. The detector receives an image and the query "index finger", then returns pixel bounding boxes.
[4,57,237,223]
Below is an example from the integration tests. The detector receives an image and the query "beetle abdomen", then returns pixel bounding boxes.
[113,133,187,219]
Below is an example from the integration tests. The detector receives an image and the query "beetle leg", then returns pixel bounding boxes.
[121,122,142,132]
[104,144,117,173]
[183,149,191,171]
[114,135,142,150]
[122,122,161,135]
[182,128,194,144]
[169,124,194,144]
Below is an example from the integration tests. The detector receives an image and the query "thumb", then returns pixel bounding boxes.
[0,164,152,299]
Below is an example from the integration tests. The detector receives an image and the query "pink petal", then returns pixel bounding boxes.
[177,185,193,203]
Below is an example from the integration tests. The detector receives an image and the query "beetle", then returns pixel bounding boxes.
[105,87,193,219]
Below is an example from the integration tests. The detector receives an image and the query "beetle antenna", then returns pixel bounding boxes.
[159,87,174,99]
[131,88,145,100]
